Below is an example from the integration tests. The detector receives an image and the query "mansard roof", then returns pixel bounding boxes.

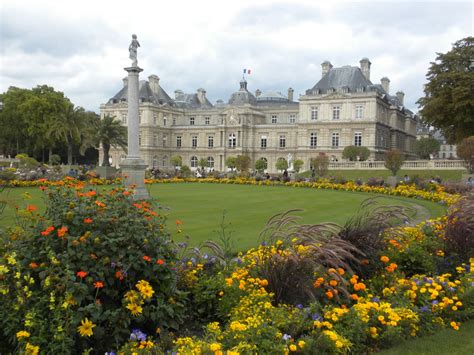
[306,66,372,94]
[174,92,213,109]
[228,79,257,106]
[108,81,174,106]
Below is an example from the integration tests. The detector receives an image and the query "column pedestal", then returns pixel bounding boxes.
[121,157,149,200]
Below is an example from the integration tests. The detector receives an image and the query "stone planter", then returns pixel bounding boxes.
[96,166,118,179]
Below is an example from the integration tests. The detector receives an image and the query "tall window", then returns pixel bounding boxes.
[190,156,198,168]
[172,117,176,125]
[355,105,364,119]
[228,133,236,148]
[163,115,167,126]
[153,134,158,146]
[176,136,182,148]
[207,156,214,168]
[260,136,267,149]
[332,106,341,120]
[152,156,158,168]
[331,132,339,147]
[310,132,317,148]
[205,116,210,125]
[138,112,142,124]
[279,135,286,149]
[190,117,195,125]
[192,135,197,148]
[289,114,296,123]
[311,107,318,120]
[162,136,167,147]
[139,134,142,146]
[271,115,278,124]
[208,136,214,148]
[354,132,362,146]
[162,156,167,168]
[122,113,127,124]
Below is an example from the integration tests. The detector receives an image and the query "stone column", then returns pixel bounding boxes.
[120,65,149,200]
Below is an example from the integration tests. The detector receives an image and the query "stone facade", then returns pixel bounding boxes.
[100,58,418,173]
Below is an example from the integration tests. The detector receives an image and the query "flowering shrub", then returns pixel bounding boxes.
[0,179,185,353]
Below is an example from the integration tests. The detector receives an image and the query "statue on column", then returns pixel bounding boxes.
[129,34,140,67]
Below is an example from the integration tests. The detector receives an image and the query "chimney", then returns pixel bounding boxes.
[288,87,294,102]
[321,60,333,77]
[148,75,160,93]
[174,89,183,100]
[396,91,405,105]
[359,58,371,81]
[122,77,128,87]
[255,89,261,97]
[380,77,390,93]
[197,88,206,104]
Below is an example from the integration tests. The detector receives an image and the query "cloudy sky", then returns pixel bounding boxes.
[0,0,472,113]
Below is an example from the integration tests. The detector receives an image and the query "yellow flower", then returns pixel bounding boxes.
[25,343,39,355]
[126,302,143,316]
[298,340,306,348]
[289,344,297,352]
[77,318,96,337]
[16,330,30,339]
[210,343,221,351]
[335,340,343,348]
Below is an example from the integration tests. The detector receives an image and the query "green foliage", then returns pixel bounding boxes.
[235,155,251,174]
[293,159,304,173]
[49,154,61,166]
[198,158,207,171]
[384,150,405,176]
[255,158,267,174]
[417,37,474,143]
[414,137,441,159]
[342,146,370,161]
[0,182,185,353]
[15,153,40,169]
[310,154,329,177]
[225,156,237,171]
[171,155,182,168]
[179,165,191,177]
[456,136,474,173]
[95,114,127,166]
[276,157,288,172]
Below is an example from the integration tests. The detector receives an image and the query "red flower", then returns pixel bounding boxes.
[57,226,68,238]
[77,271,87,279]
[29,262,39,269]
[41,226,55,236]
[39,186,47,191]
[94,281,104,289]
[85,190,97,197]
[26,204,37,212]
[83,218,93,224]
[175,220,183,226]
[115,270,124,280]
[143,256,152,262]
[156,259,165,265]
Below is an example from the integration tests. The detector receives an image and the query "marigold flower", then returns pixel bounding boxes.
[26,204,37,212]
[25,342,39,355]
[298,340,306,348]
[329,280,338,287]
[115,270,124,280]
[41,226,55,236]
[94,281,104,289]
[350,294,359,301]
[95,200,106,208]
[337,268,345,275]
[57,226,68,238]
[16,330,30,339]
[29,262,38,269]
[380,256,390,263]
[175,219,183,226]
[76,271,87,279]
[83,218,93,224]
[325,290,334,299]
[156,259,165,265]
[77,318,96,337]
[143,256,152,262]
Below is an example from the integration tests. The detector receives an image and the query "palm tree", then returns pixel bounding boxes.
[95,114,127,166]
[47,103,85,165]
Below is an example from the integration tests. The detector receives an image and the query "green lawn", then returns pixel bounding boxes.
[300,169,464,182]
[377,319,474,355]
[1,183,447,250]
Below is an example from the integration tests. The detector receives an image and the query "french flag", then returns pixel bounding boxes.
[243,69,252,75]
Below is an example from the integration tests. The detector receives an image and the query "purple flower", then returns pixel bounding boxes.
[448,287,455,292]
[110,261,116,268]
[312,313,323,321]
[130,329,147,342]
[432,300,439,305]
[372,297,380,303]
[282,334,292,341]
[296,304,303,309]
[420,306,429,312]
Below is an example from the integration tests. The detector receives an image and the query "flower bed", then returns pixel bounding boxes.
[0,178,472,354]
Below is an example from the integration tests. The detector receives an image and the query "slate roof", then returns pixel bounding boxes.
[228,79,257,106]
[174,92,213,109]
[108,81,174,106]
[306,66,372,95]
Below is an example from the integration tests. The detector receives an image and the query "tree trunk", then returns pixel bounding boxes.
[102,144,110,166]
[42,148,45,163]
[48,147,53,163]
[67,143,73,166]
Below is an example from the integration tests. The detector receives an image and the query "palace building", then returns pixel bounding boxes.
[100,58,418,173]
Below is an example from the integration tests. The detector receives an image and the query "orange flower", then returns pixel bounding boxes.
[156,259,165,265]
[57,226,68,238]
[325,290,334,299]
[386,263,398,273]
[354,282,366,291]
[77,271,88,279]
[95,200,106,208]
[29,262,38,269]
[143,256,152,262]
[85,190,97,197]
[26,204,37,212]
[329,280,338,287]
[361,259,370,265]
[83,218,93,224]
[94,281,104,289]
[123,190,131,196]
[380,256,390,263]
[41,226,55,236]
[350,294,359,301]
[337,268,345,276]
[115,270,124,280]
[175,220,183,226]
[133,203,143,209]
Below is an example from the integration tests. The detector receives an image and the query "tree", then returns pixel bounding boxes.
[456,136,474,173]
[414,137,441,159]
[417,37,474,143]
[342,146,370,161]
[198,158,207,171]
[276,157,288,172]
[170,155,182,169]
[310,154,329,177]
[384,149,405,176]
[95,114,127,166]
[255,158,267,174]
[293,159,304,173]
[235,155,251,173]
[225,156,237,171]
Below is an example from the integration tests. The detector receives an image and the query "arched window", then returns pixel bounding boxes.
[152,155,158,168]
[228,133,236,148]
[190,156,198,168]
[207,156,214,168]
[162,156,167,168]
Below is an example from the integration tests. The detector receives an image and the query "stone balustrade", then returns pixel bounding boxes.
[328,160,466,170]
